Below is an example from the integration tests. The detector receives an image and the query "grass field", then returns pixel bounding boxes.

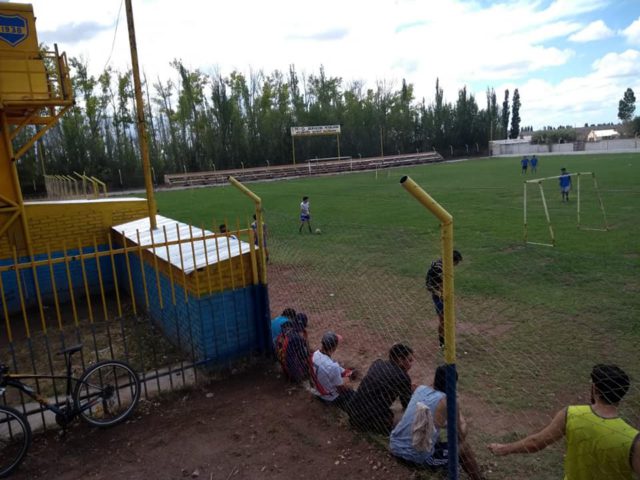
[155,153,639,479]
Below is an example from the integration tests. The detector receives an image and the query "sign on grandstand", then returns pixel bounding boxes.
[291,125,341,137]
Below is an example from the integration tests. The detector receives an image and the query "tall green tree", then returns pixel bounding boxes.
[486,88,499,142]
[501,89,510,139]
[24,62,514,190]
[510,88,521,139]
[618,88,636,122]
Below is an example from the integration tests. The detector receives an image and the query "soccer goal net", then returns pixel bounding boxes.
[523,171,608,246]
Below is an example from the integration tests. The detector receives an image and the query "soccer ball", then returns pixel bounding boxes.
[315,228,321,234]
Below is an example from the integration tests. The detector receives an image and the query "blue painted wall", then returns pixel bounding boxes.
[117,253,268,365]
[1,248,269,367]
[0,246,114,315]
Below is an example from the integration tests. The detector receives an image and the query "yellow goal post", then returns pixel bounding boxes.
[523,171,609,247]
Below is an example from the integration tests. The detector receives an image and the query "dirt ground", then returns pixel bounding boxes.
[15,361,428,480]
[11,263,549,480]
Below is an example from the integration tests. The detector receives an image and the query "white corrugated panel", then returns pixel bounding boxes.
[112,215,253,274]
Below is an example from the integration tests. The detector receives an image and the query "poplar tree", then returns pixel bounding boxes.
[510,88,521,139]
[501,89,510,139]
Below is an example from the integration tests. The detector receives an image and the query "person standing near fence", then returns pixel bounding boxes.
[559,167,572,202]
[530,155,538,173]
[488,364,640,479]
[251,214,269,263]
[521,156,529,174]
[426,250,463,348]
[299,196,313,233]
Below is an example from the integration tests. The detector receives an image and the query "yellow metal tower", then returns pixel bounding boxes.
[0,3,73,257]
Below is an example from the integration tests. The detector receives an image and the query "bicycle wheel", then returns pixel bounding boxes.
[0,405,31,478]
[74,360,141,427]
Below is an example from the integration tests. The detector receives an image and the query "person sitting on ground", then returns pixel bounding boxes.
[390,365,485,480]
[348,343,415,435]
[488,364,640,479]
[311,331,356,411]
[270,308,296,346]
[275,313,311,383]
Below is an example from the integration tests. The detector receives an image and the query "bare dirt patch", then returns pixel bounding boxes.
[15,362,419,480]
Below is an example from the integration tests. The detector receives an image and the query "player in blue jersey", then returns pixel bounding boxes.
[271,308,296,346]
[559,167,572,202]
[520,156,529,174]
[530,155,538,173]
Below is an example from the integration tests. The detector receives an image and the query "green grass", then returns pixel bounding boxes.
[153,153,640,479]
[156,153,638,323]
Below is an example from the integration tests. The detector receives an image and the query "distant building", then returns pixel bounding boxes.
[586,129,620,142]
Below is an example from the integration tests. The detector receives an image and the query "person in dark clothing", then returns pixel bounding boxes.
[426,250,462,348]
[348,343,414,435]
[276,313,311,383]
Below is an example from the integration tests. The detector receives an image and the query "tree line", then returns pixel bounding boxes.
[17,59,524,190]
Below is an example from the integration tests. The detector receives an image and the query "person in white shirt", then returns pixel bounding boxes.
[299,196,313,234]
[311,331,356,410]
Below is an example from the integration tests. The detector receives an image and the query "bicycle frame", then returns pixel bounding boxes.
[2,374,79,418]
[2,347,83,420]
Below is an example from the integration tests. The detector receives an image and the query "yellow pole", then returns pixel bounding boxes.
[399,175,455,362]
[577,174,581,229]
[592,173,609,230]
[125,0,157,230]
[538,182,555,246]
[399,175,458,478]
[228,176,266,284]
[523,181,528,243]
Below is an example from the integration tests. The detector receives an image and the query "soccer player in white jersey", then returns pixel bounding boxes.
[299,196,313,233]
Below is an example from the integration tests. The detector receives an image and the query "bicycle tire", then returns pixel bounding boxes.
[0,405,31,478]
[74,360,141,427]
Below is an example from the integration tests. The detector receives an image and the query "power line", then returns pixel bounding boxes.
[102,0,124,73]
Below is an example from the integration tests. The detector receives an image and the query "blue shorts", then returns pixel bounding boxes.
[432,294,443,315]
[300,214,310,222]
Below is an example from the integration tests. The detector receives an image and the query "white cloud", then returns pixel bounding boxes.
[621,17,640,45]
[569,20,614,42]
[513,49,640,127]
[591,50,640,78]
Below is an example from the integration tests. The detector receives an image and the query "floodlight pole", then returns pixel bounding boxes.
[126,0,157,230]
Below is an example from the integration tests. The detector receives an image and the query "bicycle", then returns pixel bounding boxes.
[0,344,141,477]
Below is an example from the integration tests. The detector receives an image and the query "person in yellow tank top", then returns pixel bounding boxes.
[487,364,640,479]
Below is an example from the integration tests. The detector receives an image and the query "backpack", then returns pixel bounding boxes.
[276,330,311,383]
[275,332,290,370]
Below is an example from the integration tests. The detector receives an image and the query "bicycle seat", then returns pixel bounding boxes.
[57,344,83,356]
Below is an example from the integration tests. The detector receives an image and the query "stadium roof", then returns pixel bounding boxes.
[113,215,252,274]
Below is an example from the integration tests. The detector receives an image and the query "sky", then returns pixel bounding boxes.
[8,0,640,130]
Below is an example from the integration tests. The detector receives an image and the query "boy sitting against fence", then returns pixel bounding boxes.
[274,313,311,383]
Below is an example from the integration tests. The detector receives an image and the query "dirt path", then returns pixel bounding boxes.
[15,362,423,480]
